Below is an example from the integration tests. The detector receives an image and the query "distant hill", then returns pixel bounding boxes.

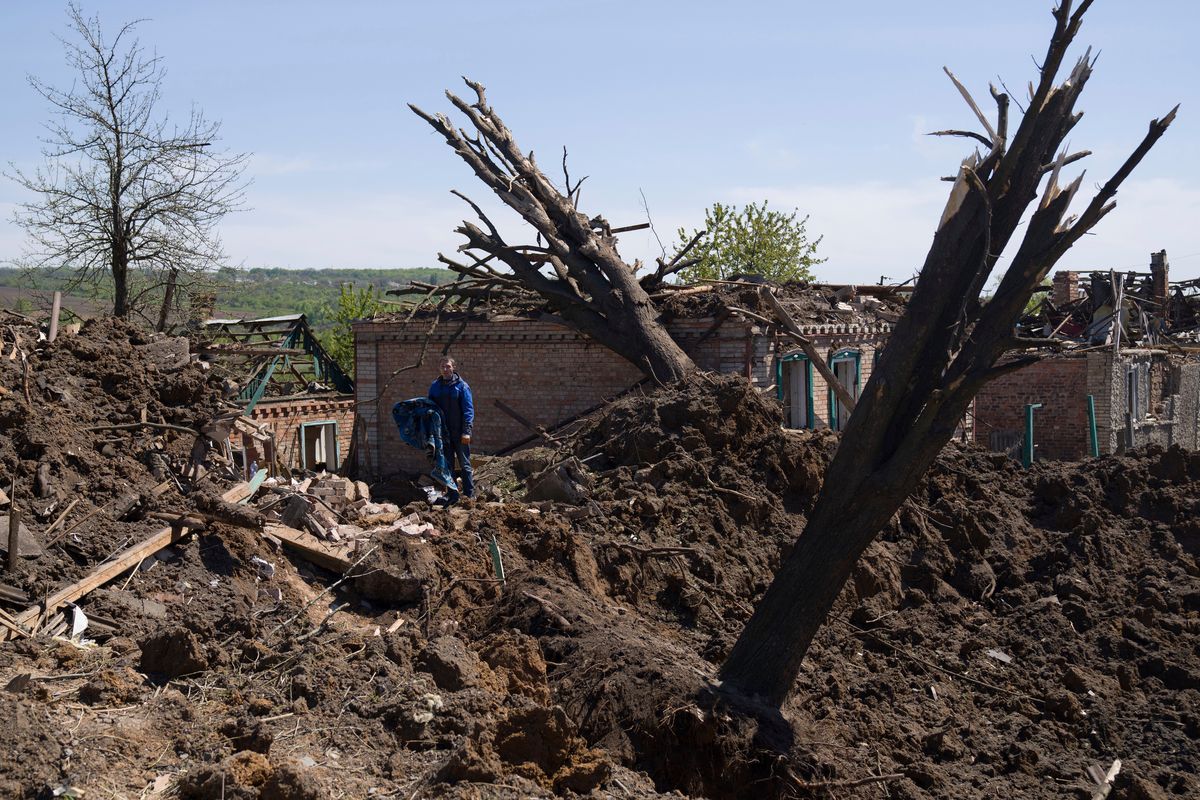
[0,266,453,328]
[209,267,451,326]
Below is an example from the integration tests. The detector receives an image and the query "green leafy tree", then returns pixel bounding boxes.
[316,283,384,371]
[674,201,824,284]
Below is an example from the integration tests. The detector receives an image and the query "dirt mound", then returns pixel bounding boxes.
[0,317,225,595]
[2,344,1198,800]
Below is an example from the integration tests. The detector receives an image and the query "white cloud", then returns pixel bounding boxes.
[219,191,467,268]
[717,179,948,284]
[704,176,1200,284]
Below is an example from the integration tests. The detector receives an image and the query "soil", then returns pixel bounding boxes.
[1,321,1198,799]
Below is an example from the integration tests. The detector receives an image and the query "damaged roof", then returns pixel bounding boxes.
[199,314,354,412]
[1030,254,1200,352]
[373,278,910,330]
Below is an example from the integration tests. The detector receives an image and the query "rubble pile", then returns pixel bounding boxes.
[1026,264,1200,347]
[380,277,910,331]
[0,320,1198,799]
[652,280,909,327]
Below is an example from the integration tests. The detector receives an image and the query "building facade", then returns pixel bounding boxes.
[353,312,893,479]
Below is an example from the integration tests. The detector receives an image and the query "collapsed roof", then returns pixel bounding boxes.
[378,277,911,331]
[198,314,353,412]
[1025,251,1200,351]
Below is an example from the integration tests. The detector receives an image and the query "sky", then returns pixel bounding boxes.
[1,1,1197,285]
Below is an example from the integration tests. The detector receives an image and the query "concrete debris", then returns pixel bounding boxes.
[525,457,594,504]
[0,515,44,558]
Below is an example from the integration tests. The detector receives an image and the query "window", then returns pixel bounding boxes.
[1127,364,1147,420]
[829,349,861,431]
[777,353,813,429]
[300,421,340,471]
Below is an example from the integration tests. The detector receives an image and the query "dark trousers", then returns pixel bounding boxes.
[447,439,474,498]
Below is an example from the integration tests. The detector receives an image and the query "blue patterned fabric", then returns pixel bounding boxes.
[392,397,455,490]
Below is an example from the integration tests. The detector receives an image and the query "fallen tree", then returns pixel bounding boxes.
[718,0,1177,706]
[409,83,698,383]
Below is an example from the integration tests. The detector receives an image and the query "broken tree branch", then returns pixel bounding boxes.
[493,398,559,443]
[927,128,994,148]
[410,79,697,382]
[943,66,998,145]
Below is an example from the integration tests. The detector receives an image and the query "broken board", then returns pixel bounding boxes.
[263,523,354,573]
[0,481,252,641]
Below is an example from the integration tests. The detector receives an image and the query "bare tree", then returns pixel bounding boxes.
[8,4,247,321]
[410,82,697,383]
[718,0,1176,706]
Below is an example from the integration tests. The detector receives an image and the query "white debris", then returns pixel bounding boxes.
[411,692,444,724]
[985,648,1013,664]
[69,605,89,640]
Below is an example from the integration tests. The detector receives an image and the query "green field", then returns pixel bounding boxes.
[0,265,451,328]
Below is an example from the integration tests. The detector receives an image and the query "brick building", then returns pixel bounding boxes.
[974,254,1200,460]
[199,314,355,474]
[353,293,896,479]
[974,349,1200,460]
[249,395,355,473]
[355,259,1200,475]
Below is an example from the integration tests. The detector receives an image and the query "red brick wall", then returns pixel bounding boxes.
[1052,270,1081,307]
[250,396,355,472]
[354,316,778,478]
[973,357,1090,461]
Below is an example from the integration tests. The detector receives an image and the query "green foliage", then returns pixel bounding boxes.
[316,282,386,370]
[211,267,445,327]
[674,201,825,284]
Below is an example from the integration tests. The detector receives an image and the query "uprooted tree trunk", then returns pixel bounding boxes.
[410,82,698,383]
[720,0,1176,707]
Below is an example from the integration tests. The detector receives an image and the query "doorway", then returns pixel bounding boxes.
[300,421,340,471]
[778,354,813,429]
[829,350,860,431]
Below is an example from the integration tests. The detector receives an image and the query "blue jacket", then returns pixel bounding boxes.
[428,373,474,438]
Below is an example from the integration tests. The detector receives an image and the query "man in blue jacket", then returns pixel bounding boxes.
[428,356,475,502]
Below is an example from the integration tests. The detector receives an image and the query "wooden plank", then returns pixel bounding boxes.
[48,291,62,343]
[1,482,250,640]
[263,523,353,573]
[239,468,268,504]
[7,509,20,573]
[222,479,256,505]
[42,498,80,537]
[10,527,187,634]
[0,582,29,604]
[0,607,31,638]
